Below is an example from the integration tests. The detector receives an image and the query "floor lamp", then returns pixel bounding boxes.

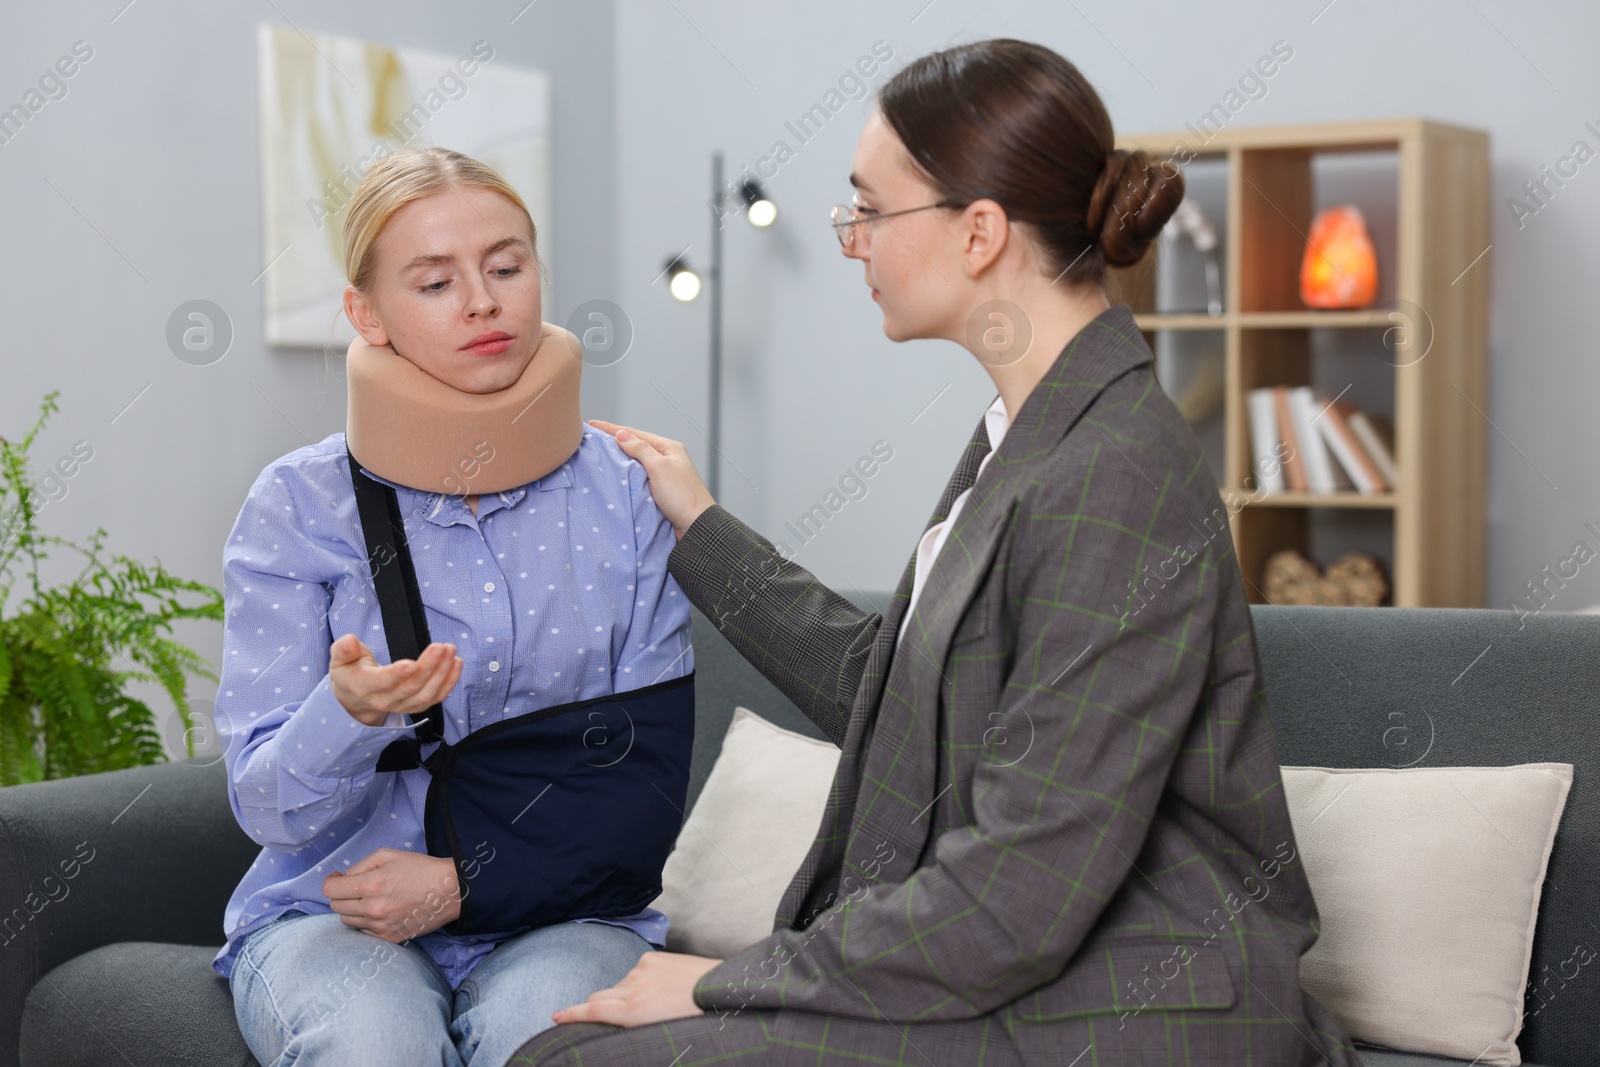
[661,151,778,501]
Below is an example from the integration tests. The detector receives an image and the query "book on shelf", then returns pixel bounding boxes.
[1320,399,1390,494]
[1270,386,1309,491]
[1248,386,1398,496]
[1288,386,1348,493]
[1247,388,1285,492]
[1346,408,1398,487]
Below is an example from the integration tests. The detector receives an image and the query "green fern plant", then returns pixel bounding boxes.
[0,391,223,785]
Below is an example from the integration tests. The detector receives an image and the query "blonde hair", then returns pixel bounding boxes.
[342,146,539,292]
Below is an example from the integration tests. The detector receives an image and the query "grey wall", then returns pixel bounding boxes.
[4,0,1596,761]
[610,0,1600,620]
[0,0,620,758]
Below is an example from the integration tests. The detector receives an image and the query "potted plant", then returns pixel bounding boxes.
[0,391,222,785]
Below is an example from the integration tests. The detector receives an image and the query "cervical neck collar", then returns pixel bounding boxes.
[345,322,584,496]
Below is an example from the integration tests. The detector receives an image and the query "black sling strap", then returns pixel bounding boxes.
[345,447,446,771]
[343,447,697,936]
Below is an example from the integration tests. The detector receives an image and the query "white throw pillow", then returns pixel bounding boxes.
[1281,763,1573,1066]
[649,705,841,958]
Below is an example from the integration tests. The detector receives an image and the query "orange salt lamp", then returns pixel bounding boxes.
[1300,205,1378,309]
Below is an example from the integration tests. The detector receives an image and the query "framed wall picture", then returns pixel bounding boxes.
[256,24,551,348]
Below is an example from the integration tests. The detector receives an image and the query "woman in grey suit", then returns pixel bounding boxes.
[517,37,1363,1067]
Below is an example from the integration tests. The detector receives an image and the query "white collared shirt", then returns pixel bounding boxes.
[897,393,1010,650]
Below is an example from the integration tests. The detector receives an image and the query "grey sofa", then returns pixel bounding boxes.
[3,596,1594,1066]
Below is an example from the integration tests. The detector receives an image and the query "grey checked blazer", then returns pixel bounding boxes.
[516,303,1362,1066]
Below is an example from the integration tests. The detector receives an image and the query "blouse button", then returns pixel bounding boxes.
[488,660,501,672]
[483,581,495,593]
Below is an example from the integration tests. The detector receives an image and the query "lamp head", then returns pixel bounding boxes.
[663,255,701,302]
[739,179,777,227]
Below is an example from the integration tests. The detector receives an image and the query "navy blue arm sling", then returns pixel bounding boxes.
[345,446,695,937]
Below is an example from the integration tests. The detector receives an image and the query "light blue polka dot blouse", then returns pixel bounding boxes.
[210,424,693,990]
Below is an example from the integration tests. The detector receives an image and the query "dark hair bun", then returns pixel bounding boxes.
[877,38,1187,287]
[1086,148,1185,268]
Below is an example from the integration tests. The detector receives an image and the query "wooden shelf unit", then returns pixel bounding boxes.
[1108,118,1491,608]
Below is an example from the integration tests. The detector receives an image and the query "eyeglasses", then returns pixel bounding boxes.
[829,195,961,250]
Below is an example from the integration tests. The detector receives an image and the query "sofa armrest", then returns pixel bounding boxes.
[0,759,256,1067]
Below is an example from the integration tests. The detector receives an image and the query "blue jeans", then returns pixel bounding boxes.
[230,910,654,1067]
